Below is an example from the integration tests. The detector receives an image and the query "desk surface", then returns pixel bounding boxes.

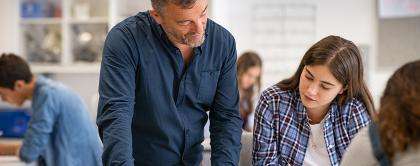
[0,139,36,166]
[0,138,22,157]
[0,138,22,143]
[0,156,25,166]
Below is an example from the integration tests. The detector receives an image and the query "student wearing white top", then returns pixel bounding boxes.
[341,60,420,166]
[303,118,330,166]
[253,36,376,166]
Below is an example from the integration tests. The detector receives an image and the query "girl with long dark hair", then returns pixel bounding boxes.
[252,35,375,166]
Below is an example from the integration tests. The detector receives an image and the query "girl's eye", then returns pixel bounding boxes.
[305,75,313,81]
[321,85,330,90]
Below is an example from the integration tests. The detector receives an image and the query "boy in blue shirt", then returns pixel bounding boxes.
[0,53,102,166]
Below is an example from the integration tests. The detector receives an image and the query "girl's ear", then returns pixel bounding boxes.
[338,85,347,94]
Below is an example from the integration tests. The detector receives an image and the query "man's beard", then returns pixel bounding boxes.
[165,26,206,48]
[181,33,206,47]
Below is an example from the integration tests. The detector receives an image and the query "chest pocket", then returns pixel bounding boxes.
[197,70,220,105]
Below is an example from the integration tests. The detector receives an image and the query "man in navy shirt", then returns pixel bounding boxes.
[97,0,242,165]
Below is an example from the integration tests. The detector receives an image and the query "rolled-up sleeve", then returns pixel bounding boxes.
[209,38,242,166]
[97,27,137,166]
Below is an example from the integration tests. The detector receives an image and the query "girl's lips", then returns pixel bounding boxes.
[304,95,317,102]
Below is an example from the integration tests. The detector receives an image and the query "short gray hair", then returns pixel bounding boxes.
[151,0,198,13]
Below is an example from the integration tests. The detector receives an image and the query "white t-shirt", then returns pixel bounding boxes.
[303,120,331,166]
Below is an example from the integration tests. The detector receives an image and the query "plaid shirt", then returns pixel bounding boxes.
[252,85,371,166]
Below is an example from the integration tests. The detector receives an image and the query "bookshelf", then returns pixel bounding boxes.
[19,0,151,74]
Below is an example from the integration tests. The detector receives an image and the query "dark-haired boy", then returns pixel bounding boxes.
[0,53,102,166]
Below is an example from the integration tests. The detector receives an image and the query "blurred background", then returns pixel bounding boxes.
[0,0,419,141]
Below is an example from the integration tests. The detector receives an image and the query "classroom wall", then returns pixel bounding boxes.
[0,0,19,54]
[211,0,388,104]
[0,0,414,115]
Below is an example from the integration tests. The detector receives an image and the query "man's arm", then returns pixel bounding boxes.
[19,92,56,162]
[209,38,243,166]
[97,27,137,166]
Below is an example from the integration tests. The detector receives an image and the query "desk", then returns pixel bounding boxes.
[201,132,253,166]
[0,138,25,166]
[0,139,36,166]
[0,138,22,156]
[0,156,26,166]
[0,138,23,165]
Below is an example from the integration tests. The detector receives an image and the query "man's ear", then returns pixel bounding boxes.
[14,80,26,92]
[150,9,163,24]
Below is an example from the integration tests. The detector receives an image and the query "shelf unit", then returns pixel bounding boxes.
[18,0,151,74]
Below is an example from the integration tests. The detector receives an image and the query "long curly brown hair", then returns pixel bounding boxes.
[378,60,420,160]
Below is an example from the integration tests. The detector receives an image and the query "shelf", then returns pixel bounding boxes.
[31,63,101,74]
[18,0,151,74]
[20,18,62,24]
[69,17,108,24]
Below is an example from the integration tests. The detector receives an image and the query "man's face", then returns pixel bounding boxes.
[0,87,26,106]
[153,0,208,47]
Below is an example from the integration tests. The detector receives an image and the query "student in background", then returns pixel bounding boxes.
[0,53,102,166]
[341,60,420,166]
[252,35,375,166]
[237,51,262,132]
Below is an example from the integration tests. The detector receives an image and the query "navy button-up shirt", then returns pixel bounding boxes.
[97,12,242,166]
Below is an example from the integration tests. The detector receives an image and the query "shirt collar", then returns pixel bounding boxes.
[32,75,48,107]
[34,75,47,93]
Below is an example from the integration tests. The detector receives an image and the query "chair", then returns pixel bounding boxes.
[239,131,253,166]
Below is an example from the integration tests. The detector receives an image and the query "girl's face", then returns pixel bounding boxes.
[239,66,261,90]
[299,65,344,112]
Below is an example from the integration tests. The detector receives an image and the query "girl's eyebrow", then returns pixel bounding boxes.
[305,68,335,86]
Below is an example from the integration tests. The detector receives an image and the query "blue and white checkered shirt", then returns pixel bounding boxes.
[252,85,371,166]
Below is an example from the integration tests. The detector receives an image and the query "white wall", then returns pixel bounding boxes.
[316,0,389,105]
[53,73,100,122]
[0,0,19,54]
[316,0,376,44]
[211,0,388,105]
[0,0,394,109]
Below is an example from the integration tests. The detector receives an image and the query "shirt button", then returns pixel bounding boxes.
[328,145,334,149]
